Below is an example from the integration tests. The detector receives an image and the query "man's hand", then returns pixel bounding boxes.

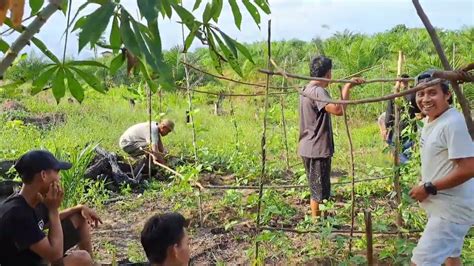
[80,206,103,228]
[41,182,64,212]
[409,184,429,202]
[345,77,365,89]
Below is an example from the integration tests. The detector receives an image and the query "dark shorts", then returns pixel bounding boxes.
[41,218,81,266]
[302,157,331,201]
[62,218,80,254]
[121,142,146,157]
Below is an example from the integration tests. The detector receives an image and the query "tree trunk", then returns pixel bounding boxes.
[0,1,61,78]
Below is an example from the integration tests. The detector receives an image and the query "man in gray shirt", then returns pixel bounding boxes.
[299,56,364,218]
[119,119,174,164]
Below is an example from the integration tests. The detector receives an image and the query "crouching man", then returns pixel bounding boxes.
[0,150,102,266]
[409,70,474,265]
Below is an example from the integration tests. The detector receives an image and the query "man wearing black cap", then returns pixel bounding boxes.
[0,150,102,266]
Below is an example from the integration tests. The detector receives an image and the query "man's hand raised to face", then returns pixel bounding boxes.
[41,182,64,212]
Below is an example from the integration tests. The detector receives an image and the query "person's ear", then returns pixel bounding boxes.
[40,170,47,182]
[168,244,179,259]
[445,90,452,103]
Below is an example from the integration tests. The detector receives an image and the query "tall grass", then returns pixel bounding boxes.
[56,143,109,208]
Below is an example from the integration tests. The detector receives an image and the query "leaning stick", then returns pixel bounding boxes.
[413,0,474,139]
[139,148,204,190]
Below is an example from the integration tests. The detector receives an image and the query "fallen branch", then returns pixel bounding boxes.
[259,226,423,235]
[175,85,295,97]
[259,69,414,84]
[182,61,295,90]
[139,148,204,190]
[298,78,442,105]
[193,176,390,190]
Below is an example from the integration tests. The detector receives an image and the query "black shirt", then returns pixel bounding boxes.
[0,194,49,266]
[385,92,421,142]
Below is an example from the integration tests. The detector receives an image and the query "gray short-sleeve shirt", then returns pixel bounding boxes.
[298,84,334,158]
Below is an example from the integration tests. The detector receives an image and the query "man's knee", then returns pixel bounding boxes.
[69,212,87,229]
[63,250,92,266]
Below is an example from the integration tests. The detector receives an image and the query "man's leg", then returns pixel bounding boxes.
[308,158,331,218]
[61,250,93,266]
[411,216,470,266]
[69,212,93,255]
[302,157,320,218]
[445,257,462,266]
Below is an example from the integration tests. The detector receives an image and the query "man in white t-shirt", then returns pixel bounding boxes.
[119,119,174,164]
[409,70,474,266]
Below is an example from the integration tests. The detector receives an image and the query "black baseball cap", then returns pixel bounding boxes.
[415,69,449,87]
[14,150,72,179]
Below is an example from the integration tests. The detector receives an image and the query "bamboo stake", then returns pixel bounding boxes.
[280,58,290,170]
[343,87,357,256]
[255,19,272,261]
[197,188,203,226]
[229,94,240,151]
[412,0,474,139]
[0,0,61,77]
[381,63,386,114]
[148,84,152,179]
[158,88,162,114]
[393,51,403,228]
[364,210,374,266]
[181,25,198,160]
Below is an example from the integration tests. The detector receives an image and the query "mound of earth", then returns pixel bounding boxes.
[1,100,66,129]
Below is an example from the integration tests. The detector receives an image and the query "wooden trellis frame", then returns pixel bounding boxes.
[144,1,474,262]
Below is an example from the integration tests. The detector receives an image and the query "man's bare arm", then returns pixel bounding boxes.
[433,157,474,190]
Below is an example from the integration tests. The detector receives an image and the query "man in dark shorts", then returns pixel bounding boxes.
[141,212,190,266]
[0,150,102,266]
[298,56,364,218]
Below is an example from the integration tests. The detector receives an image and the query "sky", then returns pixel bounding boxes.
[0,0,472,59]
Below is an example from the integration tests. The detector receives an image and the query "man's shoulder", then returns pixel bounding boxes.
[0,195,30,219]
[438,108,466,130]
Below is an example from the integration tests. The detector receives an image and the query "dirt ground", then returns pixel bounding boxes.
[90,171,408,265]
[92,191,256,265]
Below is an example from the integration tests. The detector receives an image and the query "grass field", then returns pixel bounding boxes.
[1,82,473,264]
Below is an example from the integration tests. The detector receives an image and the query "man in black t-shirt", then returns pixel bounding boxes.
[0,150,102,266]
[384,74,421,163]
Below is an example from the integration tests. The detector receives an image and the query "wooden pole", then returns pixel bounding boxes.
[255,19,271,261]
[181,24,198,160]
[229,95,240,151]
[258,68,414,84]
[280,58,290,170]
[148,84,152,179]
[364,210,374,266]
[197,188,203,226]
[412,0,474,140]
[344,88,357,256]
[393,51,403,228]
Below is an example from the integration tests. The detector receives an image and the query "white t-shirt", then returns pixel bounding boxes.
[419,108,474,225]
[119,122,160,148]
